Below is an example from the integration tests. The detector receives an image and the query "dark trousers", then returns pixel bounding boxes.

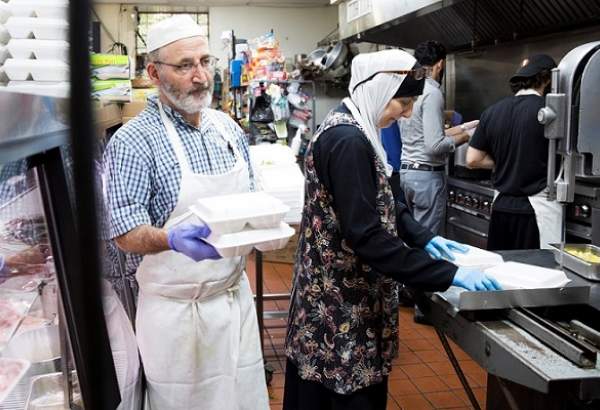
[283,359,389,410]
[487,209,540,251]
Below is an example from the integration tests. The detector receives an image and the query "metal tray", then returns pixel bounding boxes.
[549,243,600,281]
[432,284,590,314]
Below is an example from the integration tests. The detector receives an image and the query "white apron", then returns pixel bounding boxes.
[135,101,269,410]
[528,188,563,249]
[492,188,563,249]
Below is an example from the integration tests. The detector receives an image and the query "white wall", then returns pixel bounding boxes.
[91,3,340,123]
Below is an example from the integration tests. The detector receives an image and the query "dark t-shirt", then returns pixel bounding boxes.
[470,94,547,213]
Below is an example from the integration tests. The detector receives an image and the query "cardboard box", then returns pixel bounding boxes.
[121,101,147,118]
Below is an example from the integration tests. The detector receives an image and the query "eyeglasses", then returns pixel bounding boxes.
[154,55,218,75]
[351,67,430,92]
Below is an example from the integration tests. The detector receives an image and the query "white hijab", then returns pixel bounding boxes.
[344,49,417,176]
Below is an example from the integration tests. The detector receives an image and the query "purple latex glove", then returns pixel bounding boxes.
[452,267,502,291]
[167,224,222,262]
[424,236,469,261]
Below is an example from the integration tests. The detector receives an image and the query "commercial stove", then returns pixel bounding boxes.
[446,177,494,248]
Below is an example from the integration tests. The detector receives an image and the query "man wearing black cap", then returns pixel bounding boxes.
[466,54,562,251]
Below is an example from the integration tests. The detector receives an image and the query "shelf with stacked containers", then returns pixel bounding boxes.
[0,0,69,97]
[0,0,132,409]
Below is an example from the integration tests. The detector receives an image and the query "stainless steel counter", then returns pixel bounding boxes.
[424,250,600,406]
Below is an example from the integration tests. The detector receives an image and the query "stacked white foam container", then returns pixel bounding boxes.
[185,192,295,257]
[0,0,69,97]
[249,144,305,225]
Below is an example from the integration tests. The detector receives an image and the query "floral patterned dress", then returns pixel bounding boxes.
[285,110,400,394]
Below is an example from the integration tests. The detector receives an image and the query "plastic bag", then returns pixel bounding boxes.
[250,92,274,123]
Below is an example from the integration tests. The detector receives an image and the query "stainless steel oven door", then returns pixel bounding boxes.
[445,206,490,249]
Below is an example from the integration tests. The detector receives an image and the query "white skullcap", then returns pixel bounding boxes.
[147,15,204,53]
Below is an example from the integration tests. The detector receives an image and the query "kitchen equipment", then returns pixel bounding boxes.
[3,59,68,81]
[6,39,69,62]
[25,372,82,409]
[445,177,493,248]
[305,47,327,70]
[323,41,348,71]
[4,17,68,41]
[549,243,600,281]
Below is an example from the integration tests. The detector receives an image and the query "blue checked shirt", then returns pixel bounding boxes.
[103,95,254,277]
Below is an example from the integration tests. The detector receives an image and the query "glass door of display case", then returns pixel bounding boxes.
[0,0,129,405]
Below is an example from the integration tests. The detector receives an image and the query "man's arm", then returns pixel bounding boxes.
[466,146,495,169]
[423,91,466,155]
[114,225,169,255]
[445,125,470,145]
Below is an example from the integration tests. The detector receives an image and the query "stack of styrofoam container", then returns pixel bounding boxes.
[0,0,69,97]
[185,191,295,257]
[249,144,305,224]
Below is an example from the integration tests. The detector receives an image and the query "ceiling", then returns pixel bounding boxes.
[93,0,332,6]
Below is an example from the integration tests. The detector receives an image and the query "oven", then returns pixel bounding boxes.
[445,177,494,248]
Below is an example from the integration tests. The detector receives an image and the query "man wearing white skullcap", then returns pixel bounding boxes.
[103,14,268,410]
[283,49,500,410]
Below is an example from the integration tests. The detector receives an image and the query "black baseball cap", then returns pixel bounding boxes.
[510,54,557,81]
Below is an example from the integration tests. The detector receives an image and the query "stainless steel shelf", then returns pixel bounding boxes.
[0,92,70,165]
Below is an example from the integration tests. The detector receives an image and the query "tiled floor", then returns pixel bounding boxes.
[246,256,487,410]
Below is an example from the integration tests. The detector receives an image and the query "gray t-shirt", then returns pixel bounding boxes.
[400,78,455,166]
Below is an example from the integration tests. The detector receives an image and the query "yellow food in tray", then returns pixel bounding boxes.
[565,247,600,264]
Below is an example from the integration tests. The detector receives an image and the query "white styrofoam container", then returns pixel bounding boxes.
[0,24,9,45]
[484,261,570,290]
[7,38,68,61]
[0,2,11,24]
[0,45,8,64]
[4,17,67,40]
[206,222,295,258]
[450,245,504,270]
[190,191,289,235]
[3,80,69,98]
[7,0,68,19]
[3,58,68,81]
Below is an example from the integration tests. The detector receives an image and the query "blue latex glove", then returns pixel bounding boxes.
[167,224,222,262]
[0,255,4,272]
[424,236,469,261]
[452,267,502,291]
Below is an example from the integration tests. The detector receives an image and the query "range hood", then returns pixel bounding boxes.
[339,0,600,51]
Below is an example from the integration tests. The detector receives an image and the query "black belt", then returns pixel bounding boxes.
[400,163,445,172]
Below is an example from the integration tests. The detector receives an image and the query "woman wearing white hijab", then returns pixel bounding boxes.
[283,49,500,410]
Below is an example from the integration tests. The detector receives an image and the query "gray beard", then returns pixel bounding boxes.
[162,82,213,114]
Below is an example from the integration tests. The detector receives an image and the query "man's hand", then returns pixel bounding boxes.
[167,224,221,262]
[425,236,469,261]
[452,267,502,291]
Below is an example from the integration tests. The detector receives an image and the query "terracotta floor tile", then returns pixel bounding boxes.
[394,393,434,409]
[407,338,436,352]
[270,372,285,388]
[396,351,422,366]
[269,404,283,410]
[473,387,487,407]
[386,396,403,410]
[403,363,436,378]
[268,386,285,404]
[440,374,463,390]
[426,361,456,376]
[415,350,448,363]
[400,329,424,341]
[452,388,477,407]
[425,391,465,409]
[389,378,419,396]
[411,376,449,393]
[389,367,408,380]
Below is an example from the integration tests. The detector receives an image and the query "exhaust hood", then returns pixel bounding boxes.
[339,0,600,51]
